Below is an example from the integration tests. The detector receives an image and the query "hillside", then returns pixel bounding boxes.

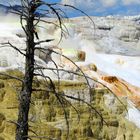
[0,14,140,139]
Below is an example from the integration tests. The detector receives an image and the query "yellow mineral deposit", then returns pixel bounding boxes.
[0,70,140,140]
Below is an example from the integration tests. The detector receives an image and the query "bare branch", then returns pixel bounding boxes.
[32,88,51,92]
[0,72,23,82]
[35,39,54,45]
[34,70,70,140]
[35,65,127,112]
[1,42,26,56]
[7,120,21,127]
[59,92,107,126]
[24,135,57,140]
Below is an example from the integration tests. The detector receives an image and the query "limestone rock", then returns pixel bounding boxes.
[101,76,118,83]
[0,70,140,140]
[101,75,140,108]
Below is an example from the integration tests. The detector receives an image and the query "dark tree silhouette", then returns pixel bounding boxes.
[0,0,127,140]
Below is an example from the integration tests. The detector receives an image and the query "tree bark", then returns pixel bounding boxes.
[16,12,35,140]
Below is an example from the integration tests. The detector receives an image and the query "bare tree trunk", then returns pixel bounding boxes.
[16,14,35,140]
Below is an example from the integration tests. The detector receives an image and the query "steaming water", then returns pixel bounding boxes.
[0,16,140,86]
[0,15,140,129]
[58,30,140,87]
[126,100,140,129]
[56,22,140,129]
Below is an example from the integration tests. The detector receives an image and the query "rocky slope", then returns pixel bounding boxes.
[67,16,140,55]
[0,70,140,140]
[0,14,140,139]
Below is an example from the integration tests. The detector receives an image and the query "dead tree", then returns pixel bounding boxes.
[0,0,127,140]
[1,1,95,139]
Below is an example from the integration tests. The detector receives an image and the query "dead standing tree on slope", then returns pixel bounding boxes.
[0,1,96,139]
[0,0,127,140]
[15,1,98,139]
